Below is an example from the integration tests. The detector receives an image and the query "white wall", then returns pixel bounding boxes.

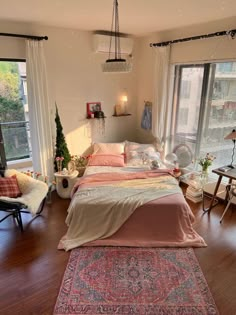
[1,17,236,156]
[136,17,236,143]
[0,21,138,156]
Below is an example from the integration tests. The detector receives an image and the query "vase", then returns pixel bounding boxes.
[56,160,62,173]
[201,168,209,185]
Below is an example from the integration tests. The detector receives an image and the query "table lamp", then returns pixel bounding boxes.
[224,129,236,168]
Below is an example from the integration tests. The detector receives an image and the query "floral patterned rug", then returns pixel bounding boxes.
[54,247,218,315]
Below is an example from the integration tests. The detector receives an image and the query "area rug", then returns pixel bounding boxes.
[54,247,218,315]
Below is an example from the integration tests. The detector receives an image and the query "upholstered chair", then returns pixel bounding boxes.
[0,169,48,231]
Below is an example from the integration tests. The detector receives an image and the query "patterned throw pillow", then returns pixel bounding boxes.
[0,175,22,198]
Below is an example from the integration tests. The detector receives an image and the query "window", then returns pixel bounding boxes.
[0,60,32,164]
[180,80,191,99]
[171,62,236,172]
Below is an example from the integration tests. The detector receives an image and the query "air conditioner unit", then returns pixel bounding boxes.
[93,32,133,55]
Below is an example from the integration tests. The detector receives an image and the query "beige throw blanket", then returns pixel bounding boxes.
[59,170,181,251]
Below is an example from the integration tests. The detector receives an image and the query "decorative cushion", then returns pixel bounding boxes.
[125,142,156,155]
[126,151,162,166]
[0,175,21,198]
[88,154,125,167]
[93,142,125,155]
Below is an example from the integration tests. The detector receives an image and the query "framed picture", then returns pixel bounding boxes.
[87,102,102,118]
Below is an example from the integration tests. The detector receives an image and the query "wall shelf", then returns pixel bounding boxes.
[86,117,106,119]
[112,114,132,117]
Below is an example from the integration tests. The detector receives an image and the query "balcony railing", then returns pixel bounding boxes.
[0,121,32,162]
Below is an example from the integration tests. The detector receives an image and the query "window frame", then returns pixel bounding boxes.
[171,63,210,159]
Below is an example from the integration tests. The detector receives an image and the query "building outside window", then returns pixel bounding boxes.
[171,61,236,172]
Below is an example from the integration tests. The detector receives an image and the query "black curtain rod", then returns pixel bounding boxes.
[0,32,48,41]
[150,28,236,47]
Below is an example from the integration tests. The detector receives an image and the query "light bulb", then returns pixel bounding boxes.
[121,95,128,102]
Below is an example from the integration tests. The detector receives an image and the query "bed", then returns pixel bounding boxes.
[58,142,206,251]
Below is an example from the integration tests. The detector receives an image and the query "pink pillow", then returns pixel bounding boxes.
[88,154,125,167]
[93,142,125,155]
[0,175,22,198]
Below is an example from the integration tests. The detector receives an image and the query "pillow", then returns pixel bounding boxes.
[93,142,125,155]
[126,151,161,166]
[88,154,125,167]
[125,151,144,166]
[125,141,156,155]
[0,175,21,198]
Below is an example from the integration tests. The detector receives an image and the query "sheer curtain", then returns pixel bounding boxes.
[26,40,54,180]
[152,46,171,154]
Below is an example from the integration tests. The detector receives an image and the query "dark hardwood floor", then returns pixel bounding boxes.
[0,189,236,315]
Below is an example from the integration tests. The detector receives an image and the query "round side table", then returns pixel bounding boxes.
[54,171,79,199]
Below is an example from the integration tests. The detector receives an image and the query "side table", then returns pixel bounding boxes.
[203,167,236,212]
[54,171,79,199]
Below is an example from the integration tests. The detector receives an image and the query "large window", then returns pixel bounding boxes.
[0,61,31,164]
[171,62,236,171]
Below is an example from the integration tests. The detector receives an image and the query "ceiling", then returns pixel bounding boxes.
[1,0,236,36]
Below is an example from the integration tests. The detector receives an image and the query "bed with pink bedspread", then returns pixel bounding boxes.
[58,166,206,251]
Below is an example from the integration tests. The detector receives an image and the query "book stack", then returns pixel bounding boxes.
[186,185,203,203]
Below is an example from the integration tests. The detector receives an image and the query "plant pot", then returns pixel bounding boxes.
[77,166,86,177]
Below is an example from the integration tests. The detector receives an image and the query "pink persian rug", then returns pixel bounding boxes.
[54,247,218,315]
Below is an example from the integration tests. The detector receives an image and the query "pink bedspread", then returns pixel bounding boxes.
[85,193,206,247]
[59,169,206,249]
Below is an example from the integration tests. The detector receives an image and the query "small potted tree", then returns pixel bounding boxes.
[54,104,71,172]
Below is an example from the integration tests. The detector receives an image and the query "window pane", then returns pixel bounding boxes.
[174,66,204,156]
[0,61,31,162]
[199,62,236,170]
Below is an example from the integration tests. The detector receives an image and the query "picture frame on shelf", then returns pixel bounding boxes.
[86,102,102,118]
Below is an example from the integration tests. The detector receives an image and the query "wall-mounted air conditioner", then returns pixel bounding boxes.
[93,31,133,55]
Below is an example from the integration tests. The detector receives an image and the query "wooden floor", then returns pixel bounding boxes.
[0,189,236,315]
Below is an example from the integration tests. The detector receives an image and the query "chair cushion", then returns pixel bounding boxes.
[0,175,22,198]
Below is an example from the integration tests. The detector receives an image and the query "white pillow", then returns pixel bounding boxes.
[126,150,161,166]
[93,142,125,155]
[125,141,156,155]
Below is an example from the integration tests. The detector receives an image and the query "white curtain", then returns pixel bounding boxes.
[152,46,171,153]
[26,40,54,180]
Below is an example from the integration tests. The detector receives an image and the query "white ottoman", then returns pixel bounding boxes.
[54,171,79,199]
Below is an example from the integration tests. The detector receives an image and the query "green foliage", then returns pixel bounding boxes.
[0,96,24,122]
[0,62,20,100]
[0,61,24,123]
[54,104,71,171]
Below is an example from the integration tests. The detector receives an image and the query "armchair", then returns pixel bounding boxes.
[0,169,48,231]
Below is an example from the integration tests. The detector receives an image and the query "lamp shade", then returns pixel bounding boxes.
[102,0,132,73]
[224,129,236,140]
[102,60,132,73]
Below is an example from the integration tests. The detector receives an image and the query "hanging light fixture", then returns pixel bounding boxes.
[102,0,132,73]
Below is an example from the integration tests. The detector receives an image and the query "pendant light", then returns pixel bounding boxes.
[102,0,132,73]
